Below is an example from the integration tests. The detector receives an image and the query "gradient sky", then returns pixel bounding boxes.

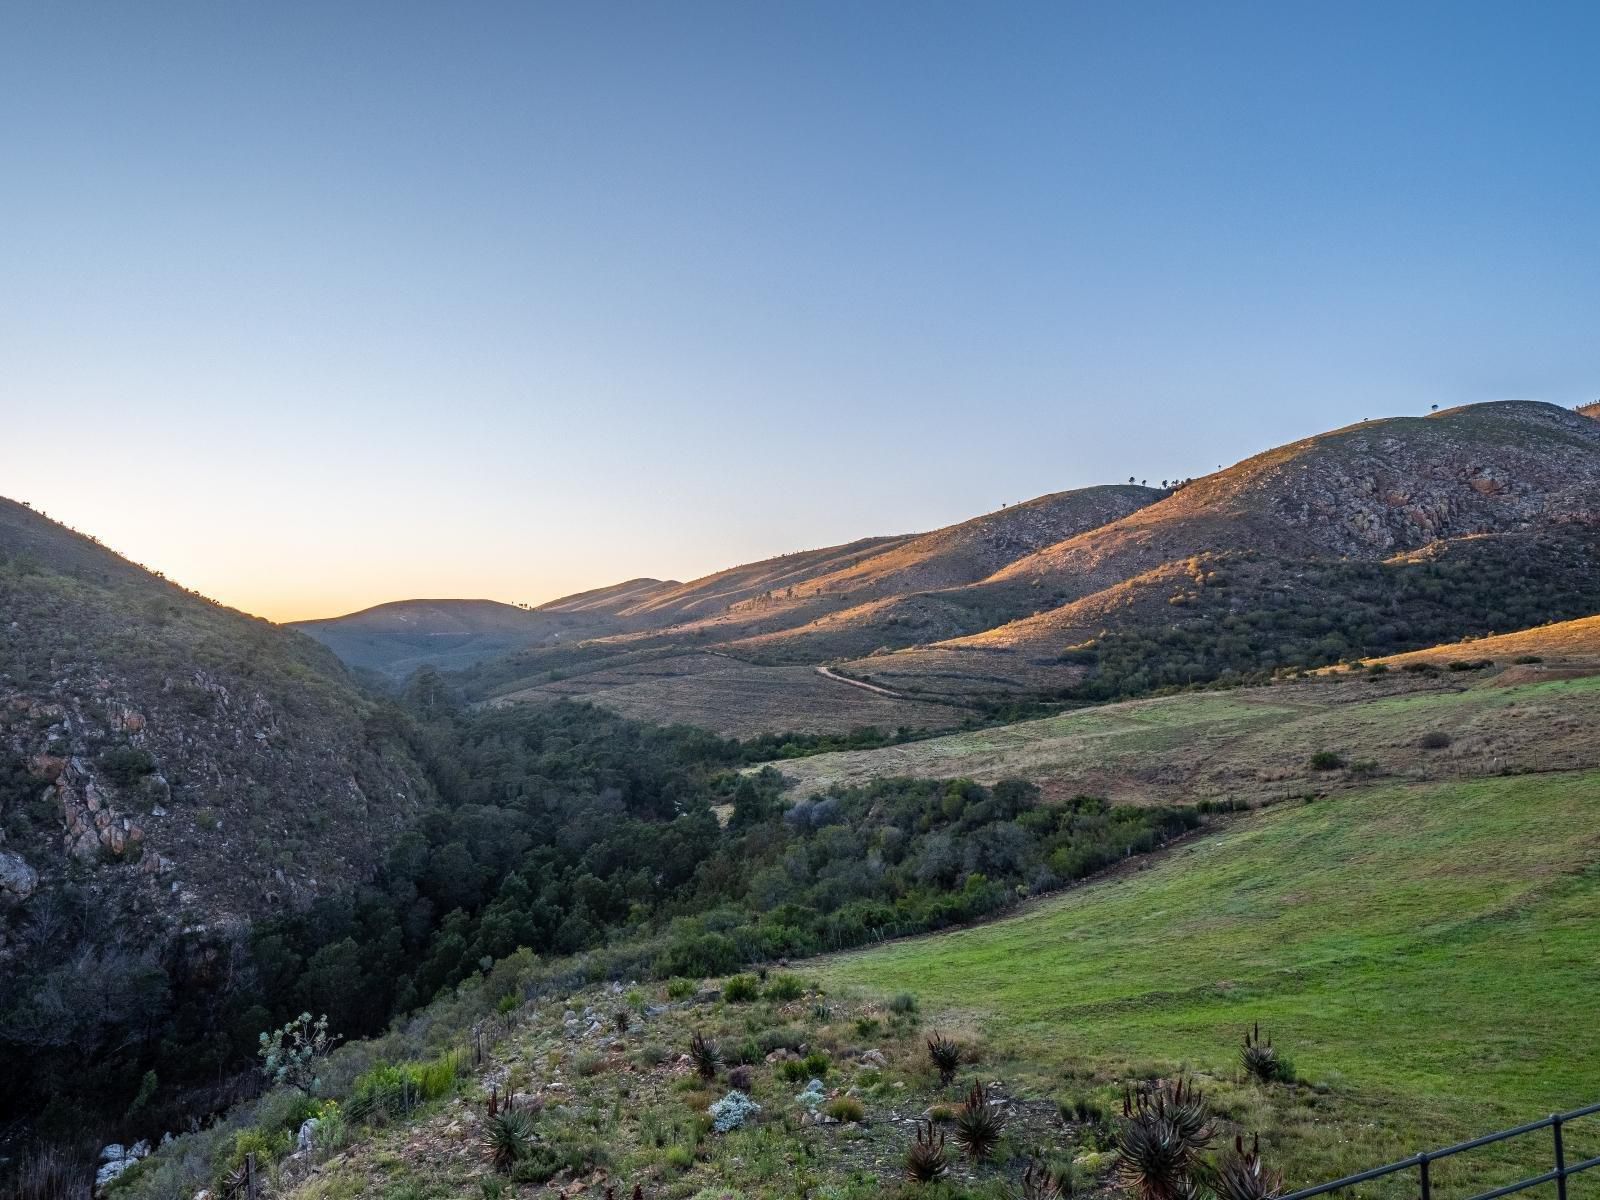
[3,2,1598,621]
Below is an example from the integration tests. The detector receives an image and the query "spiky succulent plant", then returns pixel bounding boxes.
[1241,1024,1279,1084]
[905,1121,950,1183]
[484,1107,535,1173]
[1215,1134,1285,1200]
[1113,1079,1214,1200]
[952,1081,1008,1162]
[926,1032,962,1086]
[689,1032,721,1081]
[1021,1155,1070,1200]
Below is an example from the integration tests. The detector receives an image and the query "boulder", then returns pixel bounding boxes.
[0,851,38,901]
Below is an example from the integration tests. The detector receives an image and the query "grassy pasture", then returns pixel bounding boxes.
[819,771,1600,1195]
[775,672,1600,804]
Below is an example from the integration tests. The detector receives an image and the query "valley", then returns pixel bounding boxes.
[5,398,1600,1200]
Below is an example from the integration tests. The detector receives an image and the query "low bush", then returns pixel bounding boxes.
[763,974,806,1002]
[723,974,760,1003]
[1418,731,1452,750]
[1309,751,1345,771]
[824,1095,865,1123]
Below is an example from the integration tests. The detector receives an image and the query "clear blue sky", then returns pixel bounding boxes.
[3,1,1597,619]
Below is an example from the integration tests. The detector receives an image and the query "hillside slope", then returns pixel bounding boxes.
[820,770,1600,1186]
[0,498,432,1107]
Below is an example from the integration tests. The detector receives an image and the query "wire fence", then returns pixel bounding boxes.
[1284,1102,1600,1200]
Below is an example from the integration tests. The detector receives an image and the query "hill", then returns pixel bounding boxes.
[0,497,433,1118]
[836,401,1600,701]
[293,598,615,678]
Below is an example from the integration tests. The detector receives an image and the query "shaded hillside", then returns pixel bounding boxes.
[0,497,432,1111]
[293,597,637,678]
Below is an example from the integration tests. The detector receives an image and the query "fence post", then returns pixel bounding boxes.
[1553,1114,1568,1200]
[1418,1151,1432,1200]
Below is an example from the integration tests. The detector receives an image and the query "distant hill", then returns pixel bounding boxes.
[305,399,1600,733]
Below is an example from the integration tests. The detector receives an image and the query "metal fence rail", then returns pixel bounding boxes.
[1284,1102,1600,1200]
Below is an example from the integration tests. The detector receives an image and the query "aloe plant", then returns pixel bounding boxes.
[1113,1079,1214,1200]
[1215,1134,1284,1200]
[1241,1023,1279,1084]
[926,1032,962,1086]
[952,1081,1007,1162]
[905,1120,950,1183]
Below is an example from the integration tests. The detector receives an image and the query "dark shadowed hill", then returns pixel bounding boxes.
[0,497,433,1103]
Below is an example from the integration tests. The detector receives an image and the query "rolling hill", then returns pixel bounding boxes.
[297,400,1600,735]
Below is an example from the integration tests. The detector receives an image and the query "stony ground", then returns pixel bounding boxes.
[279,977,1124,1200]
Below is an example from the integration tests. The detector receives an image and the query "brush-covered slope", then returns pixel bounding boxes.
[1359,612,1600,669]
[0,497,430,1049]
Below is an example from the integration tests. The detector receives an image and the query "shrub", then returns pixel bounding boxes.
[636,1043,670,1067]
[889,992,919,1014]
[824,1095,865,1123]
[666,978,696,1000]
[763,974,806,1002]
[801,1049,831,1078]
[1418,731,1452,750]
[708,1090,762,1133]
[756,1026,806,1054]
[258,1013,338,1095]
[689,1033,721,1081]
[1114,1079,1213,1200]
[952,1081,1006,1162]
[728,1065,753,1093]
[1447,659,1493,671]
[905,1121,949,1183]
[1513,655,1544,665]
[1241,1023,1279,1084]
[723,974,761,1003]
[1215,1134,1285,1200]
[1308,751,1344,771]
[484,1109,535,1173]
[926,1033,962,1086]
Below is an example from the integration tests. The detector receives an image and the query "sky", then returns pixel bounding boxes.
[3,2,1598,622]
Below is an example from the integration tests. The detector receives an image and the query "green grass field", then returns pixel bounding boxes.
[819,771,1600,1197]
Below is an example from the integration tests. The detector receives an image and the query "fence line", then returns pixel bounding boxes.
[1284,1101,1600,1200]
